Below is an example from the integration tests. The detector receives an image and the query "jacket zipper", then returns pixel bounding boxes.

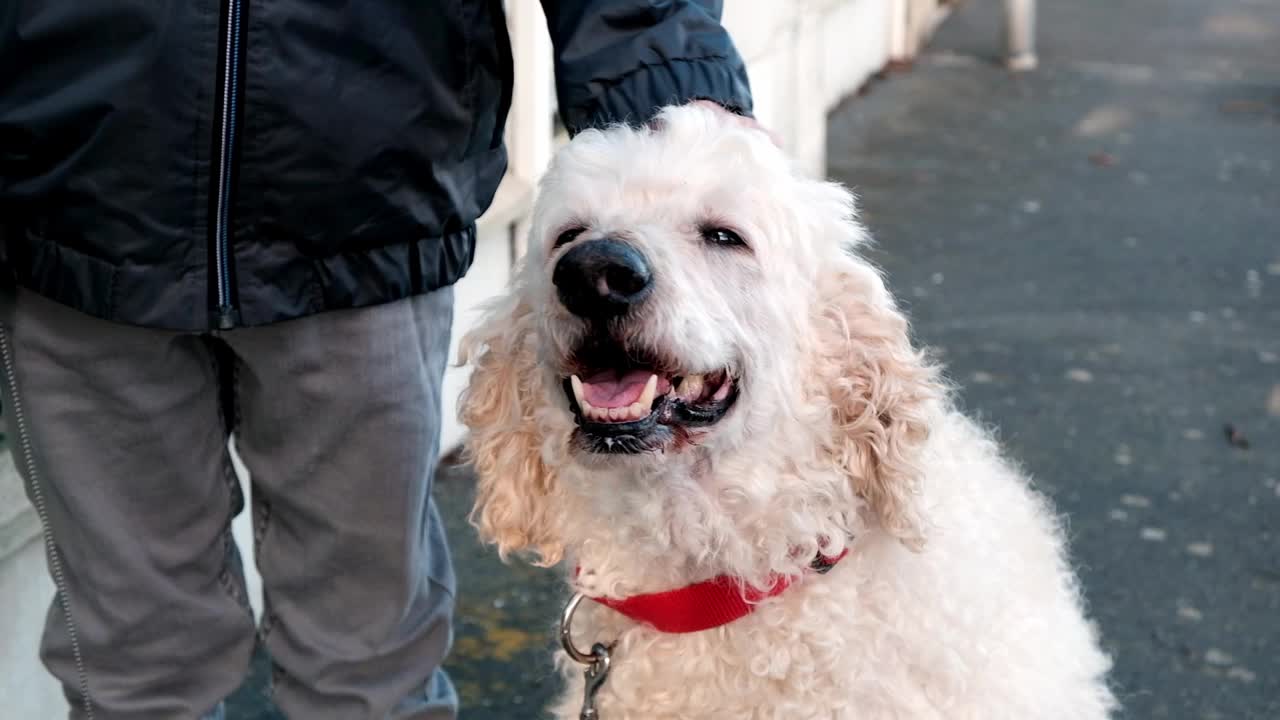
[212,0,244,329]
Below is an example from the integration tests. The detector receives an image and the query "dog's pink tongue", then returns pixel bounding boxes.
[581,369,652,408]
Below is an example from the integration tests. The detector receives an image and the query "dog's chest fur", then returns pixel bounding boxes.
[547,415,1116,720]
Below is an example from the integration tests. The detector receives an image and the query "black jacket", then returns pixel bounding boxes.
[0,1,751,330]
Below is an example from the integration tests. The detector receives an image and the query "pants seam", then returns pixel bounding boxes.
[0,323,96,719]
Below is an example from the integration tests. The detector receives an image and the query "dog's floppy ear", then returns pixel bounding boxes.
[807,189,942,549]
[458,290,566,566]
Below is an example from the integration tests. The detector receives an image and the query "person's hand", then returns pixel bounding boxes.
[689,100,784,148]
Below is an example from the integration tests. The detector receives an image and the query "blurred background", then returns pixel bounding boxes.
[2,0,1277,717]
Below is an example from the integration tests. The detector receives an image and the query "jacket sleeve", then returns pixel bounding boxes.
[539,0,753,136]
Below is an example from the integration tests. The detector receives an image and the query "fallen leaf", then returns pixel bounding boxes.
[1186,542,1214,558]
[1224,423,1250,449]
[1140,527,1167,541]
[1066,368,1095,383]
[1205,648,1235,666]
[1089,151,1117,167]
[1227,667,1257,684]
[1203,12,1276,40]
[1267,385,1280,417]
[1177,605,1203,622]
[1220,99,1270,115]
[1074,106,1135,137]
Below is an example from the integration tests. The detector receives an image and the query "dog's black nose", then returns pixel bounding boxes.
[553,239,653,318]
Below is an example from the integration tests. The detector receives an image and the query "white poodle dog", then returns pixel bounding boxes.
[459,103,1117,719]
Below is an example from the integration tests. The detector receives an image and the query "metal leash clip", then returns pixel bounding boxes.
[560,592,614,720]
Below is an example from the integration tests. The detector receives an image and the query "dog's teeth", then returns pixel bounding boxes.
[628,401,644,419]
[572,375,602,418]
[608,407,623,421]
[712,378,731,401]
[638,374,658,408]
[678,374,704,401]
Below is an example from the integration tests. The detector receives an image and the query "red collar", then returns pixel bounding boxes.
[583,549,849,634]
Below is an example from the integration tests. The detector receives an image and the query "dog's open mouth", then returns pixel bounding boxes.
[560,341,739,454]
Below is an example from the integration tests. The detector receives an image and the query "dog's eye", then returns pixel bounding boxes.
[554,227,586,249]
[701,227,747,248]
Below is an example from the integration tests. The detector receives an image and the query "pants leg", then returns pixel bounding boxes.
[222,289,458,720]
[0,288,256,719]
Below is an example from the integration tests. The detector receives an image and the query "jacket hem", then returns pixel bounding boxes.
[2,224,475,332]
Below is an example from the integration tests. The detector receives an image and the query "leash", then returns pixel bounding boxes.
[560,593,613,720]
[559,549,849,719]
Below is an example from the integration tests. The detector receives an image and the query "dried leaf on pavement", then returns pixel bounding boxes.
[1223,423,1251,449]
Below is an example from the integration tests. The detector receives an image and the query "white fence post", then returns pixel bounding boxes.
[1004,0,1038,71]
[504,0,555,260]
[889,0,910,60]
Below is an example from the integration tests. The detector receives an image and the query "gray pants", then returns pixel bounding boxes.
[0,287,458,720]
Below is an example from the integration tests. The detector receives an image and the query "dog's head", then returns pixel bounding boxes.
[461,104,942,568]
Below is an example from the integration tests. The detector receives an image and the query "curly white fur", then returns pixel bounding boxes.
[459,104,1117,719]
